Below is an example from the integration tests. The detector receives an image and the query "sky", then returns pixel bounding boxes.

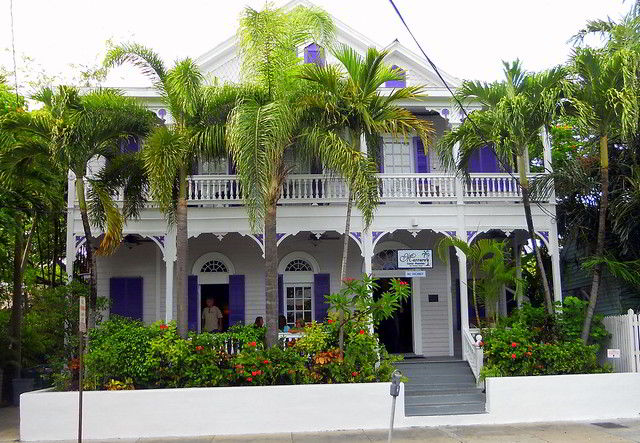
[0,0,632,91]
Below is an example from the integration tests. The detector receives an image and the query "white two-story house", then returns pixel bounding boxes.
[65,0,562,366]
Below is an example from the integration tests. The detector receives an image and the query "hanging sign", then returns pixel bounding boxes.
[405,270,426,277]
[607,349,621,359]
[398,249,433,269]
[79,296,87,333]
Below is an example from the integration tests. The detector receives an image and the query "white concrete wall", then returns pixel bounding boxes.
[484,373,640,423]
[21,373,640,441]
[21,383,396,441]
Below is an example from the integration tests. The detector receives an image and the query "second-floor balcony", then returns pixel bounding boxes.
[80,173,545,207]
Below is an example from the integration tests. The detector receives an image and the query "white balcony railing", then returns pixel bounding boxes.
[79,173,544,206]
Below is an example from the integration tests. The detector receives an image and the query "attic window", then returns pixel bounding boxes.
[304,43,325,67]
[386,65,406,88]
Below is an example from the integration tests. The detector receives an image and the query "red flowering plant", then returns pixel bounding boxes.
[480,306,609,379]
[325,274,410,353]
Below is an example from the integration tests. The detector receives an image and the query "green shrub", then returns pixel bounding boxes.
[480,298,611,379]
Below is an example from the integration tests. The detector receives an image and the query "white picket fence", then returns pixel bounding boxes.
[602,309,640,373]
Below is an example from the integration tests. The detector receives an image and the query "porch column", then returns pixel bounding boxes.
[456,249,470,331]
[542,126,562,305]
[65,171,76,282]
[164,230,177,322]
[549,219,563,305]
[362,230,373,276]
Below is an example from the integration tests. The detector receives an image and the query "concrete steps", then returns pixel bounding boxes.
[395,360,486,416]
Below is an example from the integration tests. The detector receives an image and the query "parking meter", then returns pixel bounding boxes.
[390,370,402,397]
[388,370,402,442]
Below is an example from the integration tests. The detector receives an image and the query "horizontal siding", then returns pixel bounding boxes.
[96,241,159,325]
[561,242,640,316]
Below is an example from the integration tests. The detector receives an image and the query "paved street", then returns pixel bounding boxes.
[2,407,640,442]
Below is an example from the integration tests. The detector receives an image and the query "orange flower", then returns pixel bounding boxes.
[195,345,204,351]
[159,324,168,330]
[359,329,365,335]
[327,319,334,324]
[248,341,257,347]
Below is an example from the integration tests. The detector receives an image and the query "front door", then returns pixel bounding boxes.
[200,284,229,332]
[374,278,413,354]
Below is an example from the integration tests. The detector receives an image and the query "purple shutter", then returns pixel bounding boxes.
[110,277,143,320]
[304,43,325,67]
[122,136,139,153]
[278,274,284,316]
[414,137,430,173]
[228,155,236,174]
[469,145,500,173]
[188,275,198,331]
[386,65,406,88]
[229,275,245,326]
[313,273,330,322]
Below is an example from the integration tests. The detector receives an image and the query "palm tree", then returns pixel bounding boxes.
[227,4,378,346]
[437,237,515,328]
[298,45,434,350]
[437,61,566,314]
[1,87,155,328]
[104,44,248,337]
[0,111,62,380]
[568,48,639,341]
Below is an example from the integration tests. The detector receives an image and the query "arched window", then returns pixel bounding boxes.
[200,260,229,273]
[285,259,313,272]
[373,249,398,270]
[385,65,406,88]
[304,43,325,67]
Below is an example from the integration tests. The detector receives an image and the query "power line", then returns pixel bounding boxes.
[387,0,557,221]
[9,0,20,108]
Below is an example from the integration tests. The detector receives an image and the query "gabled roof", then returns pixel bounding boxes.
[194,0,461,96]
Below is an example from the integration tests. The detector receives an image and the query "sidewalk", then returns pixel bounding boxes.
[2,406,640,442]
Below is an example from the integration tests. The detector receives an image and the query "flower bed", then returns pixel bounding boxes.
[55,316,400,391]
[479,298,610,378]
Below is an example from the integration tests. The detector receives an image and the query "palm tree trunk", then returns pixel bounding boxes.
[8,213,24,379]
[471,272,481,328]
[8,214,35,380]
[264,202,279,347]
[76,177,99,329]
[581,135,609,342]
[337,188,353,353]
[517,154,553,314]
[176,167,189,338]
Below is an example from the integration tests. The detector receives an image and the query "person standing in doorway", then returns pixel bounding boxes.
[202,297,223,332]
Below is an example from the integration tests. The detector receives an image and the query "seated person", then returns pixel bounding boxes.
[278,315,290,333]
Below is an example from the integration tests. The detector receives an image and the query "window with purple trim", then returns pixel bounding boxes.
[304,43,325,67]
[385,65,406,88]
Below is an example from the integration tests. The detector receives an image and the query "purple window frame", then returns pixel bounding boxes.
[386,65,406,88]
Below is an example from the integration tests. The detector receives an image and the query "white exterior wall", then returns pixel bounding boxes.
[96,230,454,355]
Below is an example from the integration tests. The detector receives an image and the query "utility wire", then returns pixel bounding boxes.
[387,0,556,221]
[9,0,20,108]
